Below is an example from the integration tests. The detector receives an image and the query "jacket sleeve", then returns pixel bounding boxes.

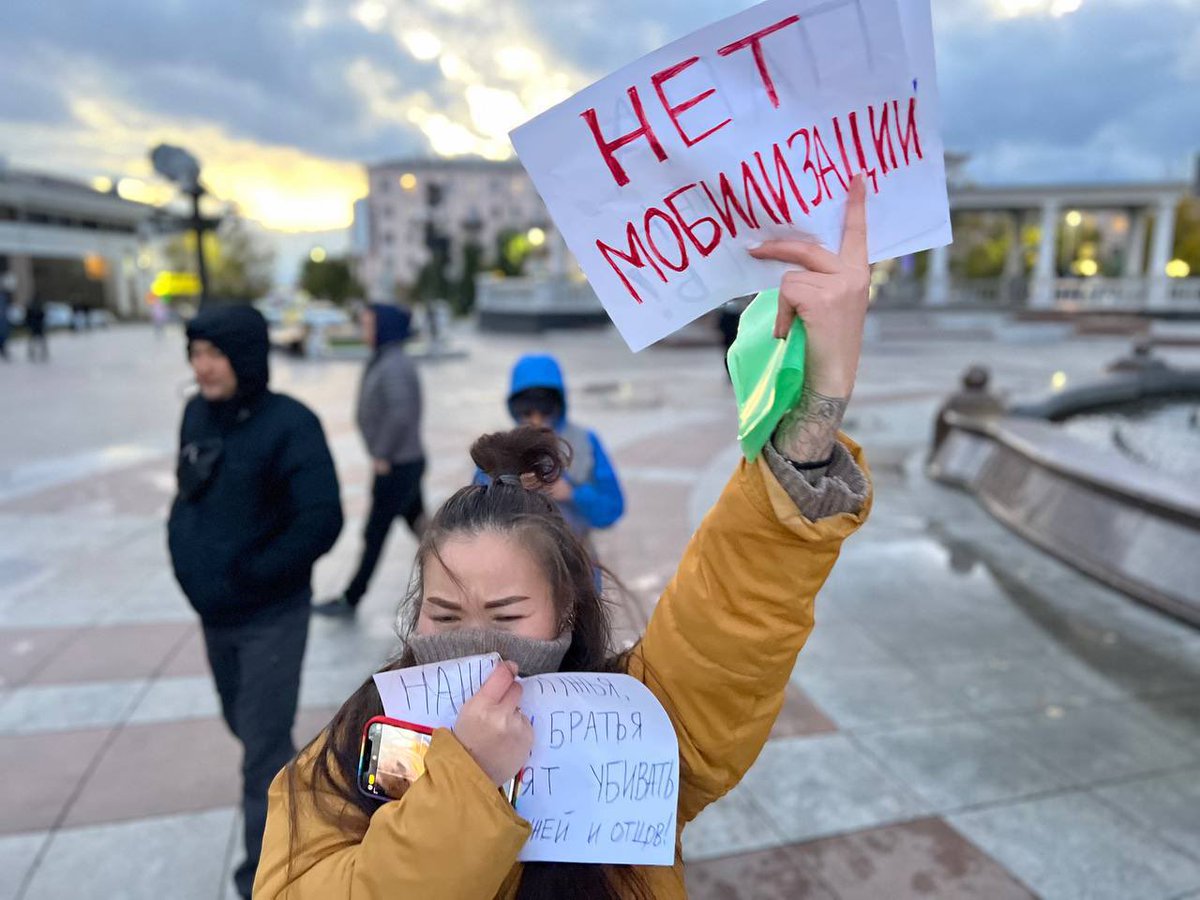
[365,357,421,462]
[242,410,344,588]
[624,434,871,827]
[254,729,531,899]
[569,432,624,529]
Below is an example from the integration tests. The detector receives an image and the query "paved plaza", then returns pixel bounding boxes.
[1,318,1199,900]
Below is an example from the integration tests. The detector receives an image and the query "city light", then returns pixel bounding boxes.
[1051,371,1069,391]
[83,255,109,280]
[1076,259,1099,277]
[1065,210,1083,228]
[1166,259,1191,278]
[91,176,113,193]
[309,246,327,263]
[527,227,546,247]
[399,173,418,191]
[116,177,148,201]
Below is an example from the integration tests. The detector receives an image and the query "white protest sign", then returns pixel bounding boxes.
[511,0,951,351]
[374,656,680,866]
[373,653,503,729]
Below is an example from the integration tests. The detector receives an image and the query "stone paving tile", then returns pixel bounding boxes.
[300,663,380,710]
[294,706,340,747]
[0,726,113,834]
[950,792,1200,900]
[863,608,1067,668]
[158,625,211,678]
[0,626,83,688]
[854,720,1071,811]
[789,817,1038,900]
[792,622,900,672]
[1140,695,1200,752]
[738,735,929,845]
[793,662,966,730]
[0,832,49,900]
[617,420,736,469]
[0,456,174,518]
[769,686,838,741]
[23,808,236,900]
[686,817,1037,900]
[94,588,197,626]
[0,679,145,735]
[28,621,191,685]
[687,842,839,899]
[1093,768,1200,860]
[126,676,219,725]
[985,702,1197,786]
[683,779,789,863]
[63,718,241,827]
[912,656,1122,716]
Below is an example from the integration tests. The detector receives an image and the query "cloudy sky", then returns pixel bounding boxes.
[3,0,1197,265]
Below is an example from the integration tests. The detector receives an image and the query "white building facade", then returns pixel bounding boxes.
[356,158,555,301]
[0,167,156,317]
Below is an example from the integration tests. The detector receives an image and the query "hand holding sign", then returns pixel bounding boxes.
[750,173,870,401]
[511,0,950,352]
[375,655,680,866]
[452,660,534,787]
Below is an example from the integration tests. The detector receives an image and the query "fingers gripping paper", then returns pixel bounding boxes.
[510,0,951,352]
[374,655,681,866]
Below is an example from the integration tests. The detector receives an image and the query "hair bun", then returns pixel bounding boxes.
[471,426,569,487]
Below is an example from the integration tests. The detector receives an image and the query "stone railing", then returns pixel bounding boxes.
[1052,277,1150,308]
[475,272,609,332]
[1168,278,1200,304]
[476,273,604,314]
[876,276,1200,311]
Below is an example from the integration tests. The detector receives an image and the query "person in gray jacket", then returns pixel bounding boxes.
[315,304,424,617]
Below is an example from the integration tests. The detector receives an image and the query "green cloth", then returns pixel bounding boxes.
[726,289,807,462]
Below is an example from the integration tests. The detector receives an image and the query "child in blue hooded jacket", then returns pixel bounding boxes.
[477,354,623,551]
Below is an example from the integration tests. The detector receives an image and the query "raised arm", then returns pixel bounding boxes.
[626,177,874,825]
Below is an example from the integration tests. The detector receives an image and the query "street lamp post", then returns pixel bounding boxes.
[187,186,210,306]
[150,144,217,309]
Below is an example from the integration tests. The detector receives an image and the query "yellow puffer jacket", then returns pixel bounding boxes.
[255,438,871,898]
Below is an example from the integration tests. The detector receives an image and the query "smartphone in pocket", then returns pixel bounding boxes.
[358,716,434,801]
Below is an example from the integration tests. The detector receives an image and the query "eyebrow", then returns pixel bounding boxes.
[484,596,530,610]
[424,595,530,611]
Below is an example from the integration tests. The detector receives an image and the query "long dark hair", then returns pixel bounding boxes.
[288,427,650,899]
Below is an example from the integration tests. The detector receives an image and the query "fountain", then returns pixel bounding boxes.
[928,348,1200,626]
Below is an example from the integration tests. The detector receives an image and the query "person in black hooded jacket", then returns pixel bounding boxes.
[167,303,342,900]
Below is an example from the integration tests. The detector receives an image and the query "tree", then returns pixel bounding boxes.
[299,257,362,305]
[164,216,275,301]
[494,229,531,277]
[1174,197,1200,270]
[451,240,486,315]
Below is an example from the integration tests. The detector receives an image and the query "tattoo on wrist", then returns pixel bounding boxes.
[774,386,848,463]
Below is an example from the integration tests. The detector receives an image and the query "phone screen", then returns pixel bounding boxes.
[359,720,432,800]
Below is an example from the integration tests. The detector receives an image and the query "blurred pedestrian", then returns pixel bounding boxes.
[476,354,624,558]
[25,296,48,363]
[151,297,170,337]
[0,273,13,361]
[315,304,424,618]
[167,304,343,900]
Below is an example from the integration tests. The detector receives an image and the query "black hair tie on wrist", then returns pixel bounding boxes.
[789,456,833,472]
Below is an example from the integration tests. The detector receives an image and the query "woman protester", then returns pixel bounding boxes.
[254,176,874,899]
